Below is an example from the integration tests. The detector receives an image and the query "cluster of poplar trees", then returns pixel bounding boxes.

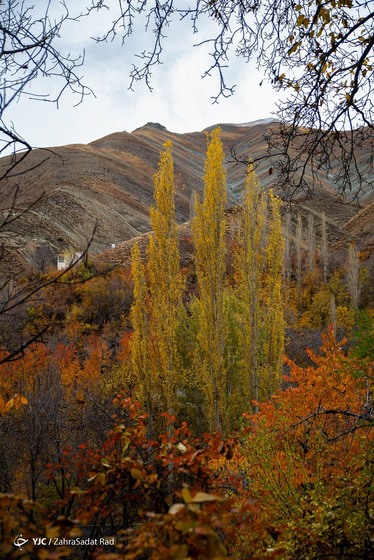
[130,129,284,434]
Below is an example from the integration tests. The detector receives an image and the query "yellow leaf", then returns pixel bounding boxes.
[288,42,301,56]
[321,8,331,24]
[5,397,15,412]
[296,14,304,26]
[130,468,143,481]
[191,491,223,503]
[181,487,192,503]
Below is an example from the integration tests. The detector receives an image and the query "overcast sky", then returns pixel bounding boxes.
[8,1,281,149]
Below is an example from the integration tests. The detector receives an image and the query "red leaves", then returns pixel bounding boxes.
[4,333,371,558]
[43,397,239,552]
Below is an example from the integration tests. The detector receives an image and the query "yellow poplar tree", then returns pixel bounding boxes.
[234,164,267,412]
[261,190,285,399]
[235,167,284,410]
[192,128,227,432]
[146,140,183,421]
[130,242,152,413]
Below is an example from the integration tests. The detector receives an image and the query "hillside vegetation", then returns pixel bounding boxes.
[0,130,373,559]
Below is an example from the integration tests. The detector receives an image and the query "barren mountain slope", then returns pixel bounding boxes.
[0,121,372,278]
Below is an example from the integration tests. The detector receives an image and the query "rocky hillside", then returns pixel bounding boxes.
[0,120,372,278]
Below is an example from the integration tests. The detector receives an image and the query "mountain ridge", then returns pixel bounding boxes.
[0,120,372,278]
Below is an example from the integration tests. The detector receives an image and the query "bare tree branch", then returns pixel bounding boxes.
[86,0,373,201]
[0,0,93,172]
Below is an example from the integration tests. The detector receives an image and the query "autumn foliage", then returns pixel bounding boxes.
[0,130,373,559]
[1,331,373,559]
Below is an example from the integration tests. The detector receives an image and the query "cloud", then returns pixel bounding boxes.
[5,3,282,148]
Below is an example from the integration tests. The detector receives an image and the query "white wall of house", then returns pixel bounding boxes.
[57,252,83,271]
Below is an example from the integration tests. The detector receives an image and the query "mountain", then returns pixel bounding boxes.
[0,121,372,278]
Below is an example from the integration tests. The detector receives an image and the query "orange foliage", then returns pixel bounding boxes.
[1,332,372,559]
[231,328,374,557]
[0,344,49,400]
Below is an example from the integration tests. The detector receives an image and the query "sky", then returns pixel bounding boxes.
[7,1,281,149]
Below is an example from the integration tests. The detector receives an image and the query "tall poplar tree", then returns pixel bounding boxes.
[131,134,285,434]
[234,165,266,412]
[261,190,285,398]
[131,141,183,427]
[147,141,183,420]
[235,167,284,410]
[192,128,227,432]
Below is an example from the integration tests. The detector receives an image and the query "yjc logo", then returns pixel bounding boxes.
[33,538,48,545]
[14,534,29,550]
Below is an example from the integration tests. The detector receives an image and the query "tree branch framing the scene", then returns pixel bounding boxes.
[0,2,96,363]
[1,1,372,198]
[87,0,374,201]
[0,0,92,171]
